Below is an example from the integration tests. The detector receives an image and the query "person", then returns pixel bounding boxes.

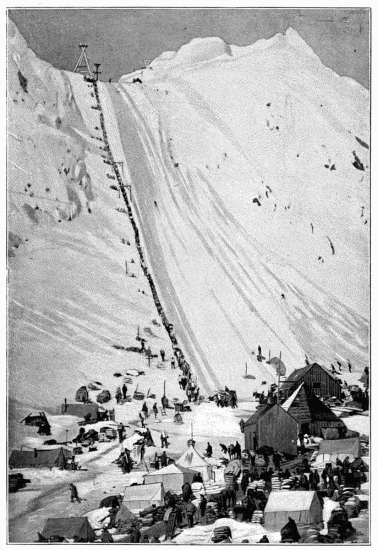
[115,387,122,404]
[139,412,145,428]
[178,374,183,389]
[150,535,161,543]
[129,522,141,543]
[187,388,192,402]
[121,451,131,474]
[171,357,175,369]
[161,430,169,449]
[348,361,352,373]
[186,500,197,528]
[206,442,213,458]
[142,402,148,418]
[234,441,241,460]
[182,481,193,502]
[122,384,128,399]
[259,535,270,543]
[117,422,124,443]
[299,473,309,490]
[273,450,282,471]
[199,494,207,521]
[343,456,350,474]
[239,419,246,433]
[160,349,166,361]
[165,504,179,540]
[281,517,301,543]
[258,345,262,356]
[309,469,320,490]
[161,450,168,468]
[153,402,158,419]
[322,464,334,489]
[250,450,256,468]
[193,472,203,483]
[69,483,81,503]
[101,528,114,543]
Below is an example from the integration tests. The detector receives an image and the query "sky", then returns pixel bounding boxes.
[8,8,370,88]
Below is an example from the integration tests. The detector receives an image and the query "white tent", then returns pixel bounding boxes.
[121,433,144,452]
[176,445,213,482]
[123,482,164,513]
[144,463,197,493]
[264,491,323,532]
[315,437,360,466]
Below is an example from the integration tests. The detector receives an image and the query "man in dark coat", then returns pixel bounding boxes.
[186,500,197,528]
[182,481,193,502]
[206,442,213,458]
[161,451,168,468]
[69,483,81,503]
[309,469,320,490]
[199,494,207,521]
[129,522,141,543]
[117,422,124,443]
[122,384,127,399]
[234,441,241,460]
[273,451,282,471]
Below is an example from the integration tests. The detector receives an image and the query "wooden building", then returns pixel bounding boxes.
[244,403,297,456]
[282,383,346,437]
[281,363,342,400]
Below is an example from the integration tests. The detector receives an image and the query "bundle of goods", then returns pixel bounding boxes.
[9,473,29,493]
[97,390,111,404]
[251,510,264,524]
[271,475,282,491]
[248,479,266,492]
[344,496,361,518]
[339,486,356,505]
[204,480,224,495]
[192,482,204,499]
[281,478,293,491]
[224,472,236,487]
[140,514,154,527]
[303,527,320,543]
[211,525,232,543]
[204,502,219,525]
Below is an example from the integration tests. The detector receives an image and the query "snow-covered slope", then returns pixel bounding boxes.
[7,20,172,410]
[106,29,369,394]
[8,22,369,405]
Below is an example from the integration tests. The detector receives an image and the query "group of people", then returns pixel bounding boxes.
[115,384,128,404]
[321,456,366,491]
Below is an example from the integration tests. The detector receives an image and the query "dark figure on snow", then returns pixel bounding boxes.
[258,345,262,356]
[122,384,127,399]
[199,494,207,520]
[161,430,169,449]
[139,412,145,428]
[206,442,213,458]
[259,535,270,543]
[117,422,124,442]
[160,349,166,361]
[121,451,131,474]
[69,483,81,503]
[115,387,122,404]
[142,402,149,418]
[186,500,197,528]
[161,451,168,468]
[153,402,159,419]
[281,517,301,543]
[182,481,193,502]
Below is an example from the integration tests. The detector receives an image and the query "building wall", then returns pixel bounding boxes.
[287,365,341,399]
[258,406,297,456]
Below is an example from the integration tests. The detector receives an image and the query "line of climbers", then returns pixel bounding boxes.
[92,80,196,387]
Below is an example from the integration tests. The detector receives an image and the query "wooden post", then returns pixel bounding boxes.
[163,380,166,397]
[277,351,282,405]
[269,350,271,362]
[245,362,247,377]
[125,261,128,274]
[147,347,151,368]
[65,430,68,446]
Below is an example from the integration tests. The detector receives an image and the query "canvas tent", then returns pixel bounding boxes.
[115,504,137,526]
[144,463,198,493]
[9,447,72,469]
[264,491,323,532]
[41,517,95,542]
[123,482,164,512]
[315,437,360,465]
[176,445,213,482]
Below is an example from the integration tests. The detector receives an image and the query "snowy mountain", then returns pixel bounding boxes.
[8,20,369,407]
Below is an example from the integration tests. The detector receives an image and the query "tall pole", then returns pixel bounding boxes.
[277,351,282,405]
[245,362,247,377]
[163,380,166,397]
